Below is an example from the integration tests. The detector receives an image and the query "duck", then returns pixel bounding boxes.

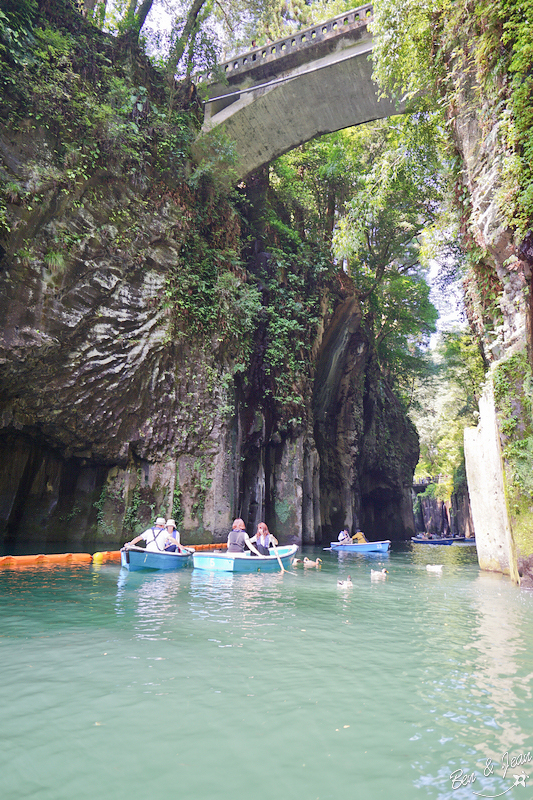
[370,568,388,580]
[292,558,303,565]
[337,575,353,588]
[426,564,443,572]
[303,557,322,567]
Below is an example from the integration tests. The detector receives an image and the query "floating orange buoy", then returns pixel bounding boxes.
[0,552,92,568]
[187,542,227,551]
[92,551,121,564]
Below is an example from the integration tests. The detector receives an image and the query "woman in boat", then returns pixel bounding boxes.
[352,529,368,544]
[249,522,278,556]
[227,519,262,556]
[163,519,188,553]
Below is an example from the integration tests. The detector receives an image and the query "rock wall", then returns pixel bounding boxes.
[0,149,418,551]
[0,8,419,551]
[464,383,518,579]
[415,488,474,538]
[445,33,532,583]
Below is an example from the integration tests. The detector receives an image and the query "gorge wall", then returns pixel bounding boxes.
[0,6,418,551]
[442,17,533,584]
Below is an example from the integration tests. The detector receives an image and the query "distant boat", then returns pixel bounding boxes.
[120,546,192,571]
[192,545,298,573]
[411,536,475,546]
[329,540,391,553]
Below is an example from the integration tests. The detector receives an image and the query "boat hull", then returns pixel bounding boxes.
[412,537,459,546]
[329,540,391,553]
[192,544,298,573]
[120,547,192,571]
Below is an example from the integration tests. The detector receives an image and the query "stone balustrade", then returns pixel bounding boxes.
[202,4,373,82]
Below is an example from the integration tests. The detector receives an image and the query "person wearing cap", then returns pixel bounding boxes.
[352,529,368,544]
[124,516,170,552]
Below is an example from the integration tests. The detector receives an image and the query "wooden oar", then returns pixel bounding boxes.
[272,542,296,575]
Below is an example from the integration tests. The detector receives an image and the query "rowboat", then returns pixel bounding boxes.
[120,546,192,571]
[192,544,298,573]
[329,540,391,553]
[411,536,457,545]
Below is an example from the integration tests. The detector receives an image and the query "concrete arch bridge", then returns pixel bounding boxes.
[195,4,404,181]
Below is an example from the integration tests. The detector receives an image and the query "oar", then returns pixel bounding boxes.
[272,542,296,575]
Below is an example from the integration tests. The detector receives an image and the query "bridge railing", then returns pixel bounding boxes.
[205,4,373,81]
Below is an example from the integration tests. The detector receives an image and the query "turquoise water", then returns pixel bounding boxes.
[1,545,533,800]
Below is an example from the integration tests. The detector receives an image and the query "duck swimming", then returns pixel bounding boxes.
[337,575,353,588]
[426,564,443,572]
[303,557,322,567]
[370,568,388,580]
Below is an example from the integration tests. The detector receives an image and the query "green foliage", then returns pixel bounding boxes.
[43,250,66,273]
[123,479,143,531]
[371,0,533,238]
[261,245,324,425]
[0,0,37,68]
[411,328,486,495]
[493,350,533,555]
[493,351,533,494]
[164,228,261,365]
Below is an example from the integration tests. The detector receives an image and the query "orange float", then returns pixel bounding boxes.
[92,550,121,564]
[0,552,93,568]
[188,542,227,551]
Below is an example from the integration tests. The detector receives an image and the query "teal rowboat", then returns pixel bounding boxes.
[192,544,299,573]
[120,546,192,570]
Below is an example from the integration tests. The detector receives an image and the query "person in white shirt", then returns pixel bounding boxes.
[338,528,352,545]
[124,517,171,552]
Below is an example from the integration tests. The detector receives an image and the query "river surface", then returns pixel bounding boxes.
[1,545,533,800]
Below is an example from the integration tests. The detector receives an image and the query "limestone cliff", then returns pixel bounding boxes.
[0,6,418,550]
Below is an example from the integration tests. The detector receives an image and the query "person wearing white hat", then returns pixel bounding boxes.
[162,519,190,554]
[124,516,171,552]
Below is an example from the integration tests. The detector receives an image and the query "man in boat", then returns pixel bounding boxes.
[227,519,262,556]
[124,516,174,552]
[352,529,368,544]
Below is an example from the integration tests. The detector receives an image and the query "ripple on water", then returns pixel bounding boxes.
[1,548,532,800]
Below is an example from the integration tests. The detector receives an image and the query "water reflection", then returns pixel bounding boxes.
[116,568,184,639]
[468,572,533,755]
[410,560,533,798]
[188,569,297,639]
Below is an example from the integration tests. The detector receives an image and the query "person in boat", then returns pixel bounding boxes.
[338,528,352,545]
[249,522,278,556]
[352,529,368,544]
[227,519,262,556]
[162,519,188,553]
[124,516,175,552]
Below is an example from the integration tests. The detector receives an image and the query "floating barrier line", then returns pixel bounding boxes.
[0,543,228,568]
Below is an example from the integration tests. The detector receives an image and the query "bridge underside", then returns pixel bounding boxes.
[195,36,404,181]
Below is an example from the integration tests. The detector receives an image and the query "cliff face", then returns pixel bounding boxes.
[0,9,418,550]
[445,26,533,582]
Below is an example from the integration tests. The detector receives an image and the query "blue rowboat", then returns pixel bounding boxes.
[120,546,192,571]
[329,540,391,553]
[411,536,454,546]
[192,544,299,573]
